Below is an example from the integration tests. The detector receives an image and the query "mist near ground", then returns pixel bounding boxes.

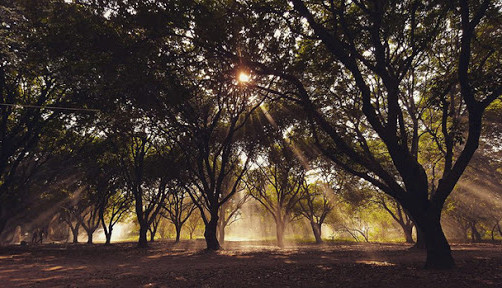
[5,176,500,246]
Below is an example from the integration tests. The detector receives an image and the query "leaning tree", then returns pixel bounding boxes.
[198,0,501,268]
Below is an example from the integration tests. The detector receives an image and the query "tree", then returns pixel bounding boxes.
[217,187,250,244]
[76,196,101,245]
[376,195,415,244]
[0,0,128,239]
[338,215,371,243]
[212,0,501,268]
[117,131,179,248]
[186,210,202,240]
[247,139,306,248]
[60,204,81,244]
[162,185,197,243]
[0,1,71,236]
[59,183,100,245]
[444,144,502,242]
[148,213,162,242]
[297,181,334,244]
[78,139,132,245]
[442,99,502,242]
[94,164,131,245]
[295,161,355,244]
[175,78,264,250]
[99,190,131,245]
[67,181,102,245]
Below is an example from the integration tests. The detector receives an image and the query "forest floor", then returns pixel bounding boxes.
[0,240,501,287]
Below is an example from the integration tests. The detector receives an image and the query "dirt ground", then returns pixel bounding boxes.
[0,240,501,288]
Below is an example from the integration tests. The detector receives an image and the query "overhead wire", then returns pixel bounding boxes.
[0,103,100,112]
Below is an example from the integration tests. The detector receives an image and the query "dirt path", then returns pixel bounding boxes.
[1,241,501,287]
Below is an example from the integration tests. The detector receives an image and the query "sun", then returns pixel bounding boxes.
[238,71,251,83]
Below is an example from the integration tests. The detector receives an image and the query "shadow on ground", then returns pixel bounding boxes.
[0,241,501,287]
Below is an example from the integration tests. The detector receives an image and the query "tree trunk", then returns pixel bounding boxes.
[204,215,220,250]
[310,221,322,244]
[470,222,481,242]
[138,224,148,248]
[491,224,496,241]
[175,225,181,243]
[105,232,112,245]
[103,225,113,245]
[87,231,93,244]
[276,220,286,248]
[402,224,414,244]
[70,224,79,243]
[417,215,455,269]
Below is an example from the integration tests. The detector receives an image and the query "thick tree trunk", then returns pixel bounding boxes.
[175,225,182,243]
[105,232,112,245]
[138,224,148,248]
[276,220,286,248]
[204,215,220,250]
[70,224,79,243]
[103,226,112,245]
[417,215,455,269]
[310,222,322,244]
[87,232,93,244]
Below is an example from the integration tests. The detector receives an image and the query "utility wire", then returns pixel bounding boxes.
[0,103,100,112]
